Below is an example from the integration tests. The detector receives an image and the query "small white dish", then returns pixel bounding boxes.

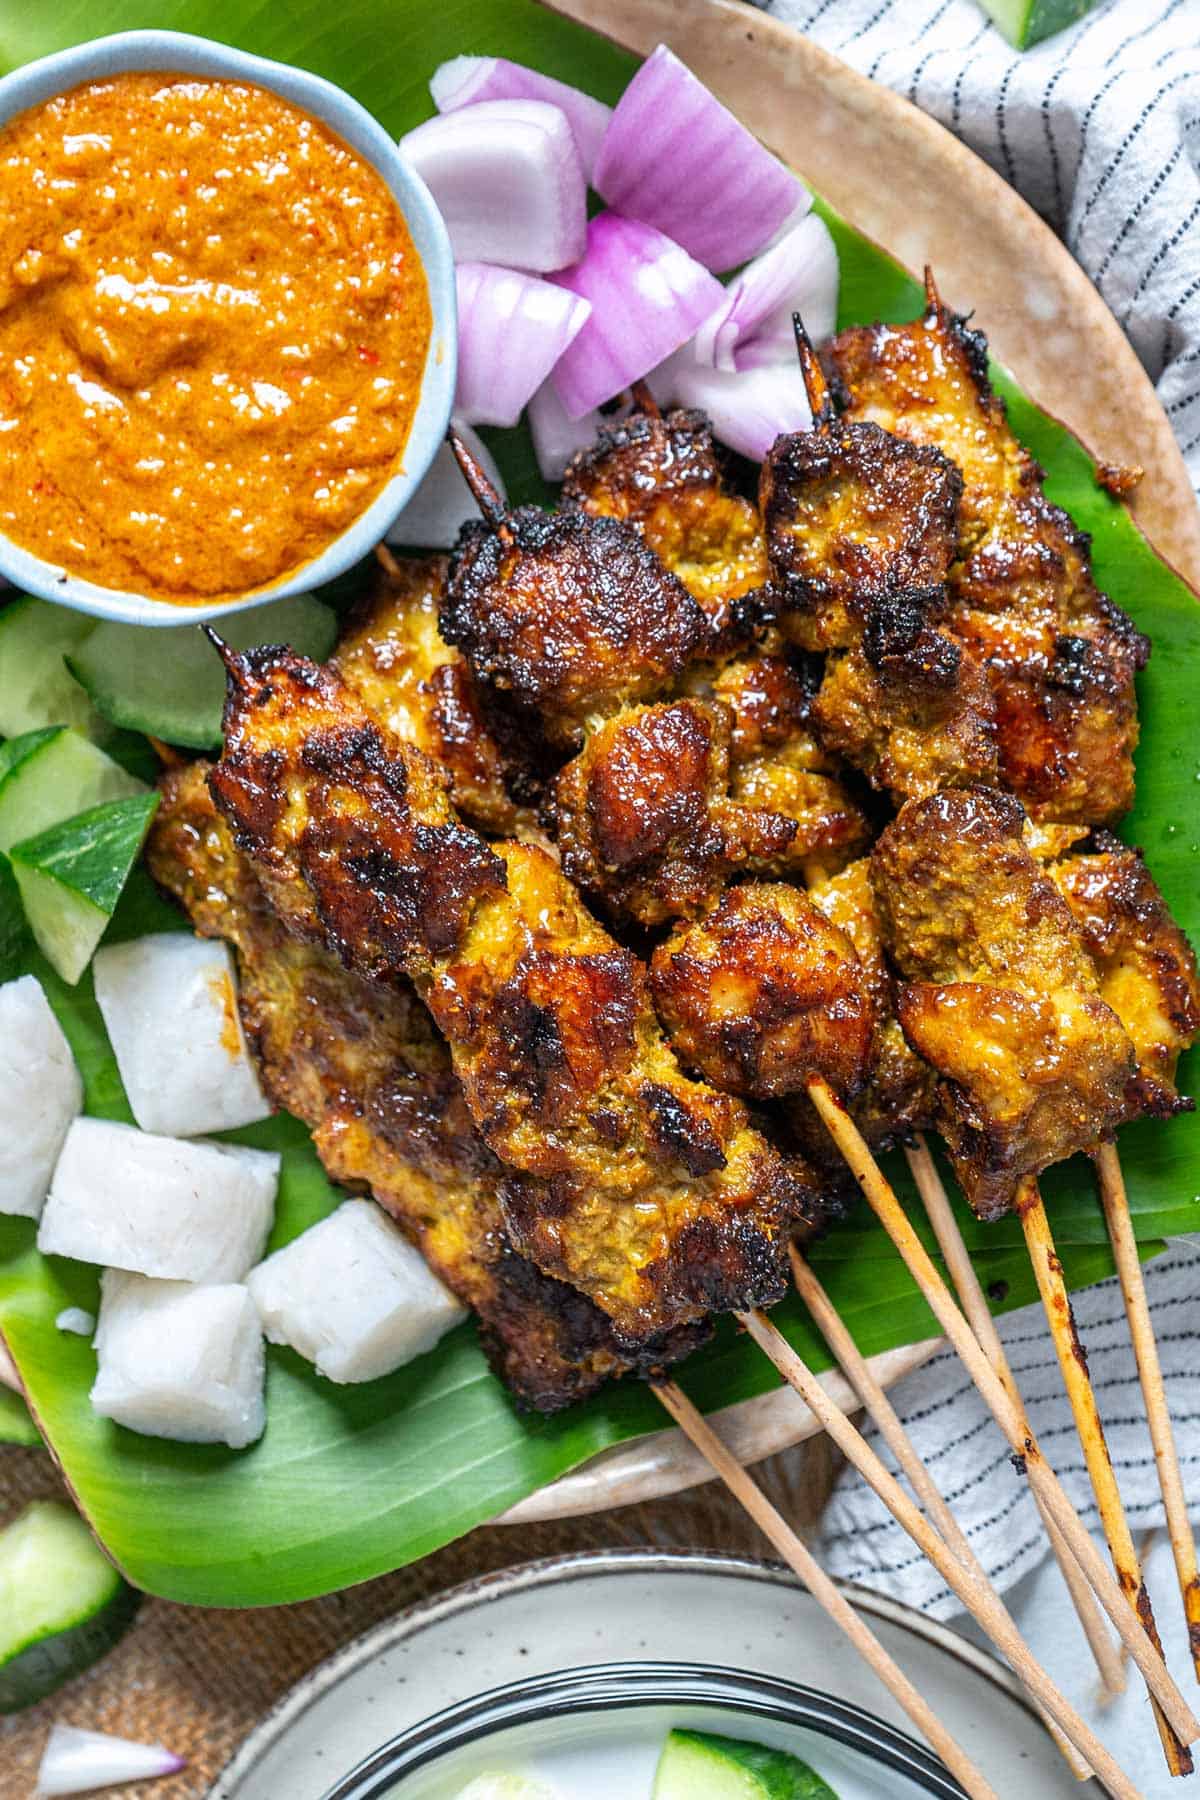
[0,31,456,627]
[209,1550,1082,1800]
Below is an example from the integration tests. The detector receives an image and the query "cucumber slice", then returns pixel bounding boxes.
[67,594,339,751]
[653,1729,838,1799]
[0,595,107,742]
[0,853,34,983]
[10,793,160,984]
[977,0,1094,47]
[0,727,146,856]
[0,1500,140,1712]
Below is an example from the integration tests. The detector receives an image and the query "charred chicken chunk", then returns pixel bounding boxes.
[428,841,822,1343]
[759,340,996,801]
[562,397,767,637]
[1049,835,1200,1118]
[441,504,708,748]
[650,881,873,1101]
[208,645,506,977]
[871,786,1139,1217]
[147,762,696,1412]
[831,278,1148,824]
[335,551,536,835]
[210,648,819,1344]
[554,696,862,928]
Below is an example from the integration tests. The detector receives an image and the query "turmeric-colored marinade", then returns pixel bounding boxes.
[0,74,431,601]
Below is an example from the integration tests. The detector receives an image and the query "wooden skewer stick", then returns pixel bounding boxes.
[739,1305,1139,1796]
[1018,1175,1192,1775]
[652,1379,1002,1800]
[1094,1139,1200,1684]
[905,1135,1127,1702]
[787,1247,1092,1780]
[802,1073,1200,1746]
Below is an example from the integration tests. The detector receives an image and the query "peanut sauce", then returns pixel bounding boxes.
[0,73,432,603]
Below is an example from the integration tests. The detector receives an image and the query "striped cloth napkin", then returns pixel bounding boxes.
[749,1,1199,1786]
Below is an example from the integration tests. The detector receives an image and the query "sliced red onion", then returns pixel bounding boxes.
[657,348,813,462]
[430,57,612,181]
[528,383,638,482]
[37,1725,185,1796]
[455,263,591,429]
[550,213,723,419]
[388,422,506,548]
[693,214,840,373]
[593,46,807,273]
[399,101,586,273]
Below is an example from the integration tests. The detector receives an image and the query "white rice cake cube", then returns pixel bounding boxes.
[0,975,83,1218]
[39,1119,278,1282]
[93,934,271,1138]
[247,1199,466,1384]
[91,1270,265,1448]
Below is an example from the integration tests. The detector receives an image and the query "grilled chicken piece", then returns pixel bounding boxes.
[831,277,1148,824]
[554,693,864,928]
[561,396,767,642]
[442,501,708,750]
[806,857,938,1154]
[871,786,1139,1217]
[146,762,694,1411]
[209,645,506,977]
[650,881,872,1101]
[1049,834,1200,1118]
[210,646,821,1344]
[759,338,997,802]
[335,551,538,835]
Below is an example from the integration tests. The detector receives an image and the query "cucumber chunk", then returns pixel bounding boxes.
[0,596,107,742]
[653,1728,838,1799]
[977,0,1094,46]
[10,793,160,984]
[0,1501,140,1712]
[0,727,146,856]
[67,594,339,751]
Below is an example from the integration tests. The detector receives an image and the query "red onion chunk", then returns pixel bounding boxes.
[400,101,587,273]
[37,1725,185,1796]
[430,56,613,180]
[694,214,840,373]
[528,381,607,482]
[550,213,724,419]
[658,349,813,461]
[593,46,807,273]
[455,263,591,428]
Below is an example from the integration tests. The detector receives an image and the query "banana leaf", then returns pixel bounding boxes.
[0,0,1196,1607]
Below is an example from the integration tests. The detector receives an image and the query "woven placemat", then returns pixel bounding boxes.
[0,1434,840,1800]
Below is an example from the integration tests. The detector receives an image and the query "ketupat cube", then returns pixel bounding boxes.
[93,934,271,1137]
[0,975,82,1218]
[248,1199,466,1383]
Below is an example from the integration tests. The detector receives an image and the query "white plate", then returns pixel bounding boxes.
[209,1550,1093,1799]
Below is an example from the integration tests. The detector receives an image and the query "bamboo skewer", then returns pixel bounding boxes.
[653,1379,1002,1800]
[786,1248,1093,1781]
[802,1072,1200,1745]
[905,1135,1127,1702]
[738,1307,1142,1796]
[1018,1176,1192,1775]
[1094,1139,1200,1684]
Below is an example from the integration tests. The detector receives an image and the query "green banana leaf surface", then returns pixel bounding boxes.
[0,0,1197,1607]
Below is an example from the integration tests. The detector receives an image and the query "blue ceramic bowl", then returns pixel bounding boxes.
[0,30,456,626]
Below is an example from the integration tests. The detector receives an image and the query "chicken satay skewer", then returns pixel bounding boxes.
[829,272,1199,1687]
[1094,1140,1200,1683]
[653,1377,1002,1800]
[785,1248,1094,1778]
[802,1072,1198,1743]
[904,1134,1127,1701]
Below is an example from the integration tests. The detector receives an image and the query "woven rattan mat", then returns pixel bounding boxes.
[0,1435,839,1800]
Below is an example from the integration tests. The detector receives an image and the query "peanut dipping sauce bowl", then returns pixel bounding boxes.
[0,29,457,627]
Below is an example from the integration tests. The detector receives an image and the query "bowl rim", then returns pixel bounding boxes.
[318,1658,968,1800]
[0,28,457,627]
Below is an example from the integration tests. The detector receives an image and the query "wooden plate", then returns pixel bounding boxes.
[506,0,1200,1523]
